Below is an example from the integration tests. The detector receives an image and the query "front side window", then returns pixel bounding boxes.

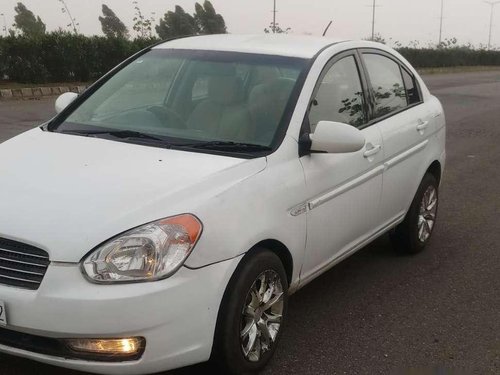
[363,53,407,118]
[309,55,367,129]
[52,50,307,153]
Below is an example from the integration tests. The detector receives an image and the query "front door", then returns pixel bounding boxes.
[300,53,384,282]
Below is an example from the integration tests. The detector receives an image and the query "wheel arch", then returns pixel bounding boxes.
[426,160,442,185]
[245,239,294,286]
[210,239,293,365]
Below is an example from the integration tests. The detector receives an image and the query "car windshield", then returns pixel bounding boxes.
[52,49,308,153]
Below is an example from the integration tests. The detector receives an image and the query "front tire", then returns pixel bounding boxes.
[213,250,288,374]
[392,173,439,254]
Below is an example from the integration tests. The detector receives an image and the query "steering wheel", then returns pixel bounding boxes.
[147,106,187,129]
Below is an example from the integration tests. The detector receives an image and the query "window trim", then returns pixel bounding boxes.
[357,48,424,128]
[301,49,371,138]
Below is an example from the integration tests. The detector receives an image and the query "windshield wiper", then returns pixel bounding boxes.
[61,129,166,143]
[60,130,271,152]
[176,141,272,152]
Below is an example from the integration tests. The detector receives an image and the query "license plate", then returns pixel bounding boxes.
[0,301,6,326]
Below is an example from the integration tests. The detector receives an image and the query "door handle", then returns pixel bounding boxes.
[363,144,381,158]
[416,120,429,131]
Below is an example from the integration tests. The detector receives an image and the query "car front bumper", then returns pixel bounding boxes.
[0,255,242,375]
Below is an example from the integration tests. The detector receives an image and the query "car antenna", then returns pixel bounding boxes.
[323,20,333,36]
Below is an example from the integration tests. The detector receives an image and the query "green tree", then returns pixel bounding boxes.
[438,37,458,49]
[264,22,291,34]
[132,1,155,39]
[13,2,46,37]
[59,0,79,34]
[99,4,129,39]
[194,1,226,34]
[364,33,386,44]
[156,5,198,39]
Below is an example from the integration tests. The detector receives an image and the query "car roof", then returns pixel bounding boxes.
[154,34,348,59]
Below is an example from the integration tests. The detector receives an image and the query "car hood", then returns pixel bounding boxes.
[0,128,266,262]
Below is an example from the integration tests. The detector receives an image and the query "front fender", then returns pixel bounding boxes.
[184,137,307,288]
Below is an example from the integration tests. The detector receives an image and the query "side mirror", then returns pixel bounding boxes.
[309,121,366,154]
[55,92,78,114]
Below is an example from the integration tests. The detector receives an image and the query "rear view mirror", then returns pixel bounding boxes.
[55,92,78,114]
[309,121,366,154]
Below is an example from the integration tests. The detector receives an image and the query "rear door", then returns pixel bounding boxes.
[360,50,434,225]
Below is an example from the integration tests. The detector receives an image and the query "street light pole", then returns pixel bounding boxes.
[272,0,277,33]
[439,0,444,45]
[485,1,500,49]
[371,0,376,40]
[0,13,7,36]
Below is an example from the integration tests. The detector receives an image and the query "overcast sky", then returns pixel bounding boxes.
[0,0,496,47]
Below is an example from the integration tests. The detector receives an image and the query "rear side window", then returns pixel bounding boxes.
[363,53,407,118]
[401,68,421,105]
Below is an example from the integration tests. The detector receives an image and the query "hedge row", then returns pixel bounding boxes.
[398,47,500,68]
[2,33,500,84]
[0,33,159,83]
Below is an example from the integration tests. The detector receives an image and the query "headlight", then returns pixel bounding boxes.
[82,214,202,283]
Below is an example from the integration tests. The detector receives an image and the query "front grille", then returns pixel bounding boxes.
[0,238,50,290]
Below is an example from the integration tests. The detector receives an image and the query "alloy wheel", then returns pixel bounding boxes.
[418,185,438,243]
[240,270,284,362]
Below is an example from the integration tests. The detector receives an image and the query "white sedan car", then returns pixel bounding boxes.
[0,35,445,374]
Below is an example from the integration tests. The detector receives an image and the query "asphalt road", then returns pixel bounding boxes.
[0,71,500,375]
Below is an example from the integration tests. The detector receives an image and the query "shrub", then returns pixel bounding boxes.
[398,47,500,68]
[0,32,160,83]
[2,32,500,84]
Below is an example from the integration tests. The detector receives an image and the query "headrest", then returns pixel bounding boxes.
[249,78,295,114]
[253,66,281,86]
[208,76,243,105]
[247,78,296,136]
[196,62,236,76]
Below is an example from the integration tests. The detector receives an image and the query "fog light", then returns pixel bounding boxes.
[65,337,145,357]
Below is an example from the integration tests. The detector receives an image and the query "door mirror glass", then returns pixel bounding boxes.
[55,92,78,114]
[310,121,366,154]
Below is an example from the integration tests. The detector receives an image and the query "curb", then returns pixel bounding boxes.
[0,85,88,100]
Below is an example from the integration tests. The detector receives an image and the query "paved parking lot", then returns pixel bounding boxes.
[1,71,500,374]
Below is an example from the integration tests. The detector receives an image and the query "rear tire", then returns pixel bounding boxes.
[213,249,288,374]
[391,173,439,254]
